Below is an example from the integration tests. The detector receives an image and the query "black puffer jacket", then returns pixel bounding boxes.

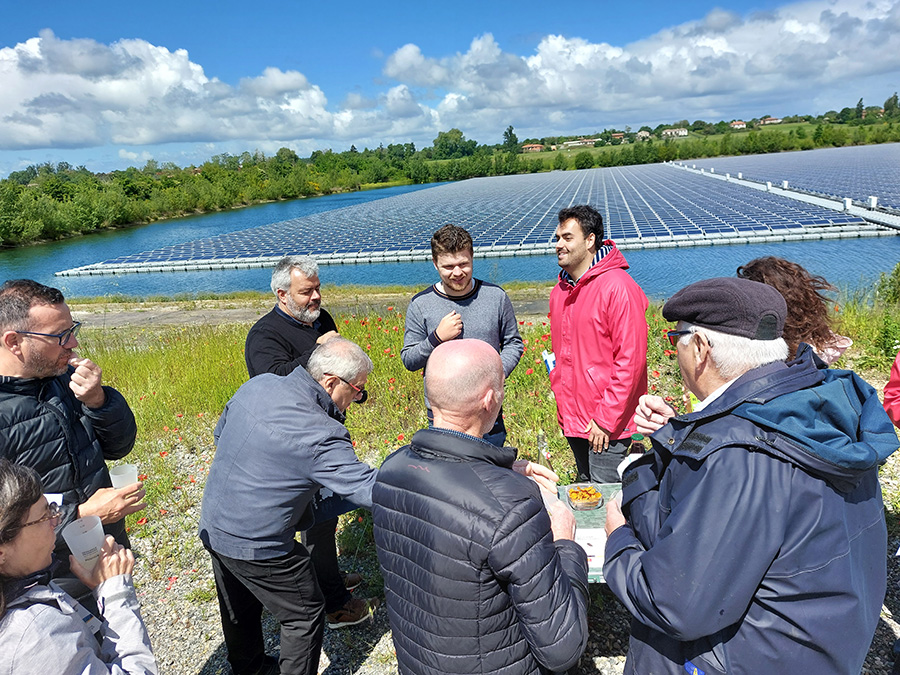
[372,428,589,675]
[0,368,137,555]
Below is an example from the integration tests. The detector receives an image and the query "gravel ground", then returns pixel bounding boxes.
[82,300,900,674]
[129,433,900,675]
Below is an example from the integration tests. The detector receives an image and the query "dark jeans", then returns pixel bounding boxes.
[567,436,629,483]
[206,542,325,675]
[300,517,351,613]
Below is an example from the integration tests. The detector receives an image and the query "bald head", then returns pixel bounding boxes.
[425,340,504,436]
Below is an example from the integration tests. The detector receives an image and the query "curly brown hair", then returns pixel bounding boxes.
[736,256,836,358]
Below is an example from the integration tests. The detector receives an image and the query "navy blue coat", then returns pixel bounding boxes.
[604,346,898,674]
[373,428,589,675]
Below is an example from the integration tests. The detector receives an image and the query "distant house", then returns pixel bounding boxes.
[730,120,746,129]
[636,130,651,141]
[562,138,599,148]
[760,117,782,125]
[522,143,544,153]
[611,132,625,141]
[661,128,688,138]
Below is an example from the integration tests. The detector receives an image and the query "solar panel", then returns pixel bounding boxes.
[56,160,894,277]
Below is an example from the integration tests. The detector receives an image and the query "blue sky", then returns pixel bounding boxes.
[1,0,898,177]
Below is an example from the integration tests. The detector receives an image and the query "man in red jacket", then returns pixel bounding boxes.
[549,205,648,483]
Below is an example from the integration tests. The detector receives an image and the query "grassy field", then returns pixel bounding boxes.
[64,280,900,671]
[73,281,900,544]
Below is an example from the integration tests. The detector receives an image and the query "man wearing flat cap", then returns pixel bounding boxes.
[603,277,897,675]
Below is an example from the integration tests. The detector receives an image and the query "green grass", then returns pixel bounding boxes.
[75,281,900,585]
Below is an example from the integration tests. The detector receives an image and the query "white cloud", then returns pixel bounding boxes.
[0,0,898,168]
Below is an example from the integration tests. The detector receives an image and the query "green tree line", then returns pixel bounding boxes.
[2,92,899,248]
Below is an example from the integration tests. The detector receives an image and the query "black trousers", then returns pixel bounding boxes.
[206,542,325,675]
[301,517,351,613]
[567,436,629,483]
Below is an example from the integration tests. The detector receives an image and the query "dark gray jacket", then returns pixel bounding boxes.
[199,365,376,560]
[373,428,589,675]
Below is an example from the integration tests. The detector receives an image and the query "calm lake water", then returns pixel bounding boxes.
[1,183,898,301]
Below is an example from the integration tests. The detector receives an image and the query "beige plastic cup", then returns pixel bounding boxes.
[62,516,105,571]
[109,463,138,489]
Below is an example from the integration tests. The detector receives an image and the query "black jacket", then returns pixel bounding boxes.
[244,305,337,377]
[373,428,589,675]
[0,368,137,562]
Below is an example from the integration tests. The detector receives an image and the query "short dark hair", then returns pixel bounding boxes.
[430,224,473,260]
[558,205,604,242]
[0,280,65,332]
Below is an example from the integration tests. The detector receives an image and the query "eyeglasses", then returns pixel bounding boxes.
[328,374,368,404]
[665,329,693,346]
[19,502,62,530]
[16,322,82,347]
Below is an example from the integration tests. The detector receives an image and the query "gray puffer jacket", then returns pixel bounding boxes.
[373,428,589,675]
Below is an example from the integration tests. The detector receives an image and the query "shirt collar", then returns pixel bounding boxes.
[692,377,740,413]
[559,244,614,286]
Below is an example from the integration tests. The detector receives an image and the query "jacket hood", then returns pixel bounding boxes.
[673,345,897,490]
[557,240,629,287]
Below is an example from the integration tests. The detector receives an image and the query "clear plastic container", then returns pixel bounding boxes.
[566,483,604,511]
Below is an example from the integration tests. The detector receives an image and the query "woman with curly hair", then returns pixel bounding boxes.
[737,256,851,364]
[0,459,157,674]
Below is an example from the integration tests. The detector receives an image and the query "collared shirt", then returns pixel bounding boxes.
[692,377,740,412]
[559,244,615,287]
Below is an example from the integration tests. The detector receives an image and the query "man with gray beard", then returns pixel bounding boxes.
[245,256,339,377]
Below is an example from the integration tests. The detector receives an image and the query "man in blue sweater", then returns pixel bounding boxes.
[200,337,378,675]
[401,224,523,445]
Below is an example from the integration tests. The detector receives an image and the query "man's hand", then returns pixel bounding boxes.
[316,330,340,345]
[435,311,463,342]
[78,484,146,524]
[70,535,135,590]
[605,494,627,537]
[512,459,559,497]
[68,355,106,409]
[634,394,677,435]
[585,419,611,453]
[548,499,576,541]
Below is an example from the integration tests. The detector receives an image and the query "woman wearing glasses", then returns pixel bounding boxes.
[0,459,157,674]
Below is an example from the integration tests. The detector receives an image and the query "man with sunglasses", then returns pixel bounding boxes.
[603,277,896,674]
[200,337,378,675]
[245,256,373,632]
[0,279,141,612]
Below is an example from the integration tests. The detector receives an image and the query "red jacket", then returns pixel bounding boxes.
[885,351,900,428]
[549,242,648,440]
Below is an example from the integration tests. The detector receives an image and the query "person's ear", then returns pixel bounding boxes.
[1,330,23,356]
[319,374,340,398]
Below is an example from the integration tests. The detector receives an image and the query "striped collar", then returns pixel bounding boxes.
[559,244,614,286]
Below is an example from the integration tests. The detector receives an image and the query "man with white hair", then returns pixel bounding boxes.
[200,337,378,675]
[604,277,897,674]
[373,339,589,674]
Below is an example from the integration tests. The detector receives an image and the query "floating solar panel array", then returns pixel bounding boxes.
[57,162,892,277]
[682,143,900,213]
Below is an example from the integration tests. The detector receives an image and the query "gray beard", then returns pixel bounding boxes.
[286,296,321,324]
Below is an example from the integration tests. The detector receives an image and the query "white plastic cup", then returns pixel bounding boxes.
[109,464,138,489]
[62,516,105,571]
